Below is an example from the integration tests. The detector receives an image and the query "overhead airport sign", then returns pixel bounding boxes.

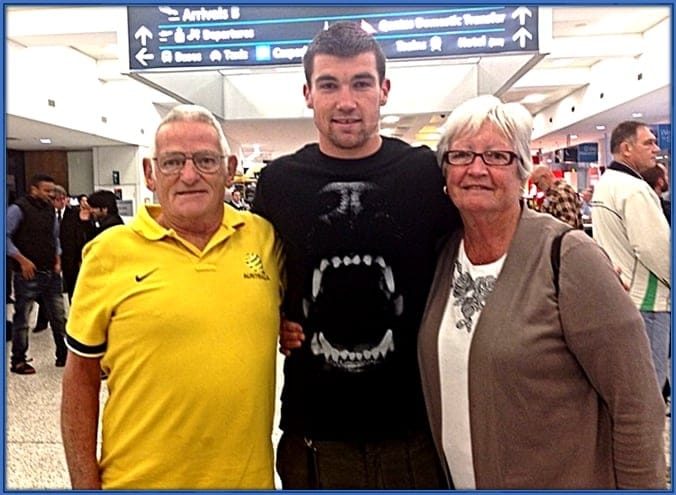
[127,5,538,70]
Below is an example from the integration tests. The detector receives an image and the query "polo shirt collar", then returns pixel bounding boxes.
[130,203,246,242]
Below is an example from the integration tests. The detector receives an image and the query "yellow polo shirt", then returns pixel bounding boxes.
[66,204,283,489]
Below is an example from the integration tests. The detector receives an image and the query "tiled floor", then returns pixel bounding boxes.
[5,302,285,490]
[4,303,672,489]
[6,318,75,489]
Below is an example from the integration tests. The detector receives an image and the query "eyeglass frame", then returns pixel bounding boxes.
[152,151,225,175]
[443,150,520,167]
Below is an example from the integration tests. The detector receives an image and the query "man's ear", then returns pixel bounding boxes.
[620,141,632,157]
[380,78,391,106]
[143,157,156,192]
[303,84,313,109]
[225,155,238,188]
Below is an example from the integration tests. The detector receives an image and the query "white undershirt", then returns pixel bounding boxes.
[438,240,505,489]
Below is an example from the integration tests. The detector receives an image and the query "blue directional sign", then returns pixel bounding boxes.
[577,142,599,163]
[650,123,672,151]
[127,5,539,70]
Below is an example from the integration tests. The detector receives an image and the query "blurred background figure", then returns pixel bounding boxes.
[579,187,594,237]
[641,162,672,407]
[580,187,593,223]
[34,185,85,331]
[642,163,671,225]
[6,174,68,374]
[84,190,124,241]
[529,165,583,229]
[55,186,89,302]
[228,189,249,210]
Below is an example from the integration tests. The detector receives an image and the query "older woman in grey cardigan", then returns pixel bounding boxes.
[417,95,665,489]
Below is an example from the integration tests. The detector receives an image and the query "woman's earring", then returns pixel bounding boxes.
[443,186,448,195]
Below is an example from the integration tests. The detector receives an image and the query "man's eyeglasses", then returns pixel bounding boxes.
[152,152,224,175]
[443,150,519,167]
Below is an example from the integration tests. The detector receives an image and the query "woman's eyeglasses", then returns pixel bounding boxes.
[443,150,519,167]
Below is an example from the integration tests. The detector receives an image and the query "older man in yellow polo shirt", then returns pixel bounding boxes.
[60,105,284,489]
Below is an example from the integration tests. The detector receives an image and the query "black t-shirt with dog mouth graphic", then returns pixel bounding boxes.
[253,137,460,440]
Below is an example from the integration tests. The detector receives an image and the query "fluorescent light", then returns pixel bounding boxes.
[595,125,606,131]
[569,134,578,140]
[39,138,52,144]
[381,115,400,125]
[632,112,643,118]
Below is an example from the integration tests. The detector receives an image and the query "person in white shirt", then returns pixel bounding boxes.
[591,120,670,391]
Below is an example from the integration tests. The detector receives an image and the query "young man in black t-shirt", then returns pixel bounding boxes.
[253,22,459,489]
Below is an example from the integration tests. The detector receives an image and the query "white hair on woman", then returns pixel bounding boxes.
[436,95,534,182]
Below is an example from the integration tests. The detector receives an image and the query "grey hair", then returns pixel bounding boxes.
[609,120,647,154]
[436,95,533,182]
[150,104,231,159]
[52,184,67,197]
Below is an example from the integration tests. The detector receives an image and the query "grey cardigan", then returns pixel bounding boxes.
[418,206,666,489]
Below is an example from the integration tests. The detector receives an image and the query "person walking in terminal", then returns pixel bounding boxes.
[60,105,284,489]
[253,21,459,489]
[591,121,671,395]
[33,184,88,333]
[529,164,583,228]
[7,174,68,374]
[34,184,79,333]
[417,95,666,489]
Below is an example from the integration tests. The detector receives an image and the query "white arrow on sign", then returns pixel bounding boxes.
[511,6,532,25]
[512,27,532,48]
[135,47,155,67]
[134,26,153,46]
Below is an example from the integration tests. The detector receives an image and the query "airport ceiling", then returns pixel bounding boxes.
[5,5,671,161]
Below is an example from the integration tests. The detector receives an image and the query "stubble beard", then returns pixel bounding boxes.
[328,120,381,152]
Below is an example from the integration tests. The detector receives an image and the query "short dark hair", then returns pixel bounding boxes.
[87,190,119,214]
[30,174,55,188]
[641,164,667,189]
[303,21,386,85]
[610,120,647,154]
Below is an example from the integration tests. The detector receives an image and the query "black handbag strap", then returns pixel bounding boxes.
[551,229,573,296]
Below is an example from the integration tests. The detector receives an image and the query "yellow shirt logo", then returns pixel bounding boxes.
[243,252,270,280]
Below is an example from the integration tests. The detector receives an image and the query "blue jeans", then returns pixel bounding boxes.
[640,310,670,389]
[11,270,67,365]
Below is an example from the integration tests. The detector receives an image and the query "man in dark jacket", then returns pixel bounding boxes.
[34,185,89,332]
[6,174,68,374]
[54,185,89,300]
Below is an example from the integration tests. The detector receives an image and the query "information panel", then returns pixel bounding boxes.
[650,123,672,151]
[127,5,539,70]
